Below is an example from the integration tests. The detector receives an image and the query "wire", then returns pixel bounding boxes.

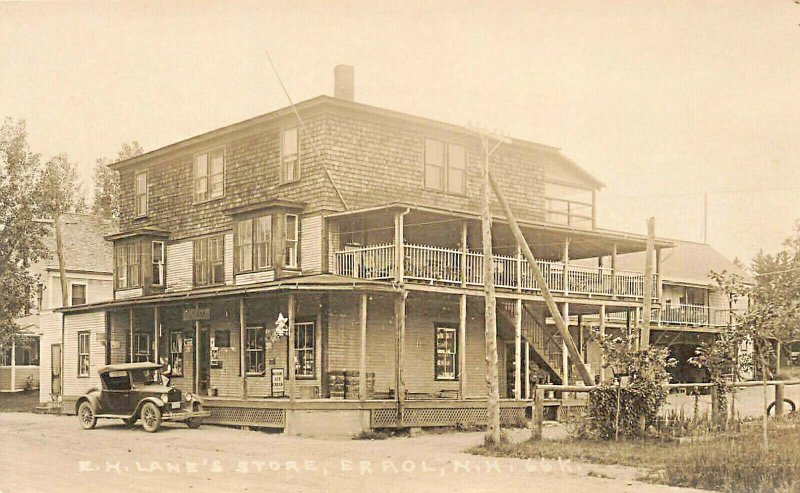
[607,186,800,199]
[753,266,800,277]
[265,50,349,211]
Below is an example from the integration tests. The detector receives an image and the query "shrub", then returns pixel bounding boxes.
[585,380,667,440]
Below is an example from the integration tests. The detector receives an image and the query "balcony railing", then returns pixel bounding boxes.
[334,243,655,299]
[578,304,742,328]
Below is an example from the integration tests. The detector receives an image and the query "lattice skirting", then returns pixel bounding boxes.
[371,407,526,428]
[557,404,588,422]
[206,406,286,428]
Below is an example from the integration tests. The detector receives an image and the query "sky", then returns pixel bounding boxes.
[1,0,799,264]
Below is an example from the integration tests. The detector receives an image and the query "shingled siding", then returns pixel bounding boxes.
[322,112,547,222]
[118,113,338,241]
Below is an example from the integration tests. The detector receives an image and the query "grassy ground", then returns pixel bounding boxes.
[0,389,39,412]
[472,417,800,493]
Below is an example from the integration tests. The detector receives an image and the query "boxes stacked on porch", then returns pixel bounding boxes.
[344,370,375,400]
[328,370,346,399]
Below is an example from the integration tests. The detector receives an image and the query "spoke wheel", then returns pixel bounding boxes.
[78,402,97,430]
[140,402,162,433]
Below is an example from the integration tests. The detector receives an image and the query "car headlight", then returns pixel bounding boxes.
[185,393,193,402]
[161,394,169,403]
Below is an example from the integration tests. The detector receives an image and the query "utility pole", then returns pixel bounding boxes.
[475,127,509,446]
[703,193,708,244]
[55,216,69,405]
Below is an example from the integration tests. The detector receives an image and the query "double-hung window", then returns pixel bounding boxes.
[245,327,265,375]
[70,282,87,306]
[193,235,225,286]
[127,243,141,287]
[281,127,299,183]
[169,332,184,377]
[254,215,273,269]
[435,326,458,380]
[285,214,299,268]
[193,148,224,202]
[424,139,466,194]
[134,333,151,362]
[294,322,315,378]
[135,171,148,217]
[78,331,90,377]
[234,220,253,272]
[234,215,274,273]
[152,241,165,286]
[115,245,127,289]
[115,243,141,289]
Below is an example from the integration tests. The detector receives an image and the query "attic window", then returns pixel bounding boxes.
[424,139,466,194]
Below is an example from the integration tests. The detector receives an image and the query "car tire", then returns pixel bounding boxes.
[78,401,97,430]
[140,402,162,433]
[187,403,203,429]
[122,418,136,428]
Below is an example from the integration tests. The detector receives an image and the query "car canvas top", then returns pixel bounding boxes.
[97,362,163,374]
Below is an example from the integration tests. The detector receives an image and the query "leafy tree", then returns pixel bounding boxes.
[91,141,143,220]
[0,118,48,346]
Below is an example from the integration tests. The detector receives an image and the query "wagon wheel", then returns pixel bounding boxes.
[140,402,162,433]
[78,402,97,430]
[767,398,796,416]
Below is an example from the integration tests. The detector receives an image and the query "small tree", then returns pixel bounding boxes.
[91,141,143,220]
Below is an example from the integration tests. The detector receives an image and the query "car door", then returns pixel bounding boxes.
[101,371,132,414]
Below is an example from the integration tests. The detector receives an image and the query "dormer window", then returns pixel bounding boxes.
[194,148,224,203]
[281,127,299,183]
[424,139,466,194]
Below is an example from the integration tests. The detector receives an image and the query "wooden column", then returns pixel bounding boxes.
[641,217,655,348]
[562,238,570,295]
[561,302,569,384]
[104,311,112,365]
[775,383,786,417]
[359,293,368,401]
[514,298,522,400]
[460,221,468,288]
[633,307,641,350]
[9,337,15,391]
[287,293,296,402]
[153,306,159,363]
[239,298,247,399]
[129,308,134,363]
[611,243,618,299]
[516,244,523,293]
[395,291,407,425]
[194,307,200,395]
[656,247,663,301]
[394,211,405,282]
[458,293,467,400]
[599,304,606,383]
[525,341,531,399]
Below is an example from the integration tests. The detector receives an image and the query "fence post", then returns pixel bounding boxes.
[775,383,785,417]
[532,388,545,440]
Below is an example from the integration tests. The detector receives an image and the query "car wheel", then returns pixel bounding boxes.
[187,403,203,429]
[78,402,97,430]
[140,402,162,433]
[122,418,136,428]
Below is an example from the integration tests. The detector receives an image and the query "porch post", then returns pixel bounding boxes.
[10,336,16,391]
[194,306,200,395]
[599,304,606,383]
[153,306,159,363]
[656,247,663,301]
[561,302,569,384]
[129,308,134,363]
[516,244,523,293]
[514,298,522,400]
[611,243,618,299]
[633,307,641,350]
[394,211,405,283]
[459,293,467,400]
[104,310,112,365]
[239,298,247,399]
[562,238,570,295]
[288,293,296,402]
[395,291,407,425]
[460,221,468,288]
[359,293,368,401]
[525,341,530,399]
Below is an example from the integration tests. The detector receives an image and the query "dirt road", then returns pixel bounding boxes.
[0,413,706,493]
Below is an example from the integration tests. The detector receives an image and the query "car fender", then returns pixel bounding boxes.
[75,393,101,414]
[133,396,167,417]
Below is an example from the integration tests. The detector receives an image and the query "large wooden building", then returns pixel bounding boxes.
[55,67,679,434]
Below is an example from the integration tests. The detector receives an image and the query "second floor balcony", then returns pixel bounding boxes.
[334,242,657,300]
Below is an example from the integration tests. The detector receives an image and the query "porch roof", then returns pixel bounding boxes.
[325,201,674,258]
[55,274,400,314]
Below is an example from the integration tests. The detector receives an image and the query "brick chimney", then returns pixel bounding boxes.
[334,65,354,101]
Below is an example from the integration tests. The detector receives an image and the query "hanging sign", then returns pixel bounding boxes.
[271,368,285,397]
[183,307,211,321]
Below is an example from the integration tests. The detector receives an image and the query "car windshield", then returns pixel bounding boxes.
[129,368,161,386]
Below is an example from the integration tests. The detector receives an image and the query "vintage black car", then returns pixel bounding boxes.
[76,362,210,432]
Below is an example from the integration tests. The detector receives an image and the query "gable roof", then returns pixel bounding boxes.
[41,213,116,274]
[108,95,604,189]
[613,239,754,287]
